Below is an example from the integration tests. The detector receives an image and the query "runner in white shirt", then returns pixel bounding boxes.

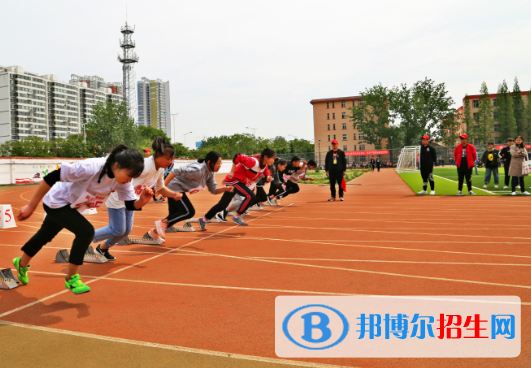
[93,137,180,259]
[12,145,152,295]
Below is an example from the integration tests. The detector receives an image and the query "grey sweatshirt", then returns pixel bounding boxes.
[166,161,217,194]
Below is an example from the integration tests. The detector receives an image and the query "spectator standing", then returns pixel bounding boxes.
[508,136,530,195]
[325,139,347,201]
[376,156,381,172]
[418,135,437,195]
[499,138,514,189]
[454,134,477,196]
[481,142,499,189]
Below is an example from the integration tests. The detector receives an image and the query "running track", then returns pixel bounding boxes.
[0,170,530,367]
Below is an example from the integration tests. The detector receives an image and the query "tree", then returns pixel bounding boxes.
[512,77,526,137]
[172,142,190,158]
[439,113,460,147]
[349,83,392,148]
[476,82,494,144]
[390,78,455,146]
[289,138,314,153]
[463,94,474,140]
[270,136,290,154]
[495,80,517,141]
[85,101,139,156]
[527,90,531,140]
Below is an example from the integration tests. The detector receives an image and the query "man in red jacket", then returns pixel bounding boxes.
[454,133,477,195]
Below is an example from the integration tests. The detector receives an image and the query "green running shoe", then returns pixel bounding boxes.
[13,257,30,285]
[65,274,90,294]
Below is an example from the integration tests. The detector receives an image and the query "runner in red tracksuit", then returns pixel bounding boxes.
[198,148,275,230]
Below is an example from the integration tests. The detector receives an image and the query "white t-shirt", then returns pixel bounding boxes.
[106,156,165,209]
[43,157,136,210]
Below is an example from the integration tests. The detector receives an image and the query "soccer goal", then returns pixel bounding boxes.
[396,146,421,173]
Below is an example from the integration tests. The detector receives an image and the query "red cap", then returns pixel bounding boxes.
[331,139,338,144]
[459,134,468,139]
[143,148,151,153]
[421,135,429,140]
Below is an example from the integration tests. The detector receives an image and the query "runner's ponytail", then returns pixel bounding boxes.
[152,136,175,158]
[198,151,221,172]
[98,144,144,183]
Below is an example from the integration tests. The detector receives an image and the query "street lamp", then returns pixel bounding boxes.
[318,139,321,166]
[183,131,192,147]
[246,127,257,135]
[171,113,179,143]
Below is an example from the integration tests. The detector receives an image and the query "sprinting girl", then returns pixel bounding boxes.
[198,148,275,230]
[266,158,287,206]
[147,151,234,238]
[13,145,151,295]
[273,157,316,201]
[92,137,179,260]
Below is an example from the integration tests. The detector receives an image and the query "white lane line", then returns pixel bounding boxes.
[432,174,496,195]
[10,269,531,306]
[247,258,531,266]
[0,205,292,318]
[0,320,353,368]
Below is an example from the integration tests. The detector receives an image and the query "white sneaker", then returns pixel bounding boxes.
[417,190,427,195]
[482,184,487,189]
[272,198,280,206]
[468,191,476,196]
[516,185,521,189]
[523,191,531,195]
[494,185,498,188]
[456,191,463,196]
[512,192,516,196]
[503,185,509,189]
[430,190,435,195]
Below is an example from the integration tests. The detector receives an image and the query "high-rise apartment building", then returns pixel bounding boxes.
[137,77,171,138]
[0,65,123,143]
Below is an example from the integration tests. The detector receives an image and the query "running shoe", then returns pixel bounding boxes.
[417,190,427,194]
[328,197,335,201]
[214,212,227,223]
[523,191,531,195]
[198,217,208,231]
[272,198,280,206]
[143,230,165,243]
[155,220,167,239]
[232,216,248,226]
[468,191,476,196]
[456,191,462,196]
[65,274,90,295]
[248,205,261,211]
[512,192,516,196]
[95,244,116,261]
[13,257,30,285]
[482,184,487,189]
[430,190,435,195]
[243,210,251,216]
[494,185,498,188]
[503,185,509,189]
[266,197,274,206]
[257,204,263,210]
[339,197,344,201]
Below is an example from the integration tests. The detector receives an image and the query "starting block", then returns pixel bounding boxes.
[54,245,108,264]
[0,268,19,290]
[117,236,163,245]
[166,223,195,233]
[0,205,17,229]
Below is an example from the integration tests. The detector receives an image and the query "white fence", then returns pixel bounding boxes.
[0,158,234,186]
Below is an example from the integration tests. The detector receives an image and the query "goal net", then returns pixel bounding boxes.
[396,146,420,173]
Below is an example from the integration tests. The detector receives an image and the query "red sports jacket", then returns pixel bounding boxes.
[454,144,477,169]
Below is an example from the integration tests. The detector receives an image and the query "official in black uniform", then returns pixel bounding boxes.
[376,156,381,172]
[370,156,376,172]
[499,138,514,189]
[325,139,347,201]
[418,135,437,195]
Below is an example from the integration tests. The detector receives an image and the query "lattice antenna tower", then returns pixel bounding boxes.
[117,18,139,121]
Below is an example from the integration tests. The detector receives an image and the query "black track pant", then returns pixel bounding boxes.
[329,172,344,198]
[511,176,525,193]
[420,167,435,191]
[165,193,195,226]
[256,186,268,203]
[22,204,94,266]
[504,163,511,186]
[457,165,473,192]
[268,183,286,198]
[205,182,255,219]
[276,181,300,199]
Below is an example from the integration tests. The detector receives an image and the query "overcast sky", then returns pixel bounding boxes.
[2,0,530,147]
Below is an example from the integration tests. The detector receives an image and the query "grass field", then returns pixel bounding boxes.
[398,166,531,196]
[302,169,368,185]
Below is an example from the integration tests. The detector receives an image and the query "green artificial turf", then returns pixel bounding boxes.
[398,167,529,196]
[302,169,368,185]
